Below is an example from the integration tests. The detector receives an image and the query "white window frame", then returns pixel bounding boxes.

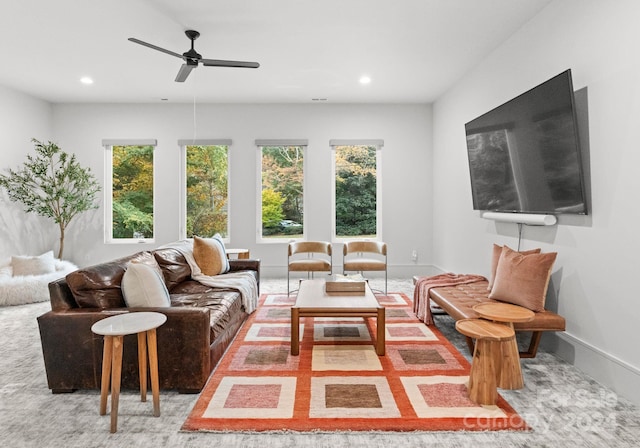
[103,139,157,244]
[255,139,308,244]
[330,139,384,243]
[178,139,232,243]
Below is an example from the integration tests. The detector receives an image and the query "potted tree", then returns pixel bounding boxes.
[0,138,100,259]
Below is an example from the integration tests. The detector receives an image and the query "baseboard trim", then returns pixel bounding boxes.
[553,331,640,407]
[558,332,640,376]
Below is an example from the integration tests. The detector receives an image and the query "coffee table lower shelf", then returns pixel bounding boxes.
[290,307,386,356]
[290,279,386,356]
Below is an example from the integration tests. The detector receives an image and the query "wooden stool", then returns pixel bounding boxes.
[91,312,167,433]
[472,302,535,389]
[455,318,515,405]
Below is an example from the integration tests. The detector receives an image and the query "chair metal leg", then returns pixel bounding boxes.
[384,272,387,295]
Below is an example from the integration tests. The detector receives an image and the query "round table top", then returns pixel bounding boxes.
[91,312,167,336]
[455,318,515,341]
[473,302,535,323]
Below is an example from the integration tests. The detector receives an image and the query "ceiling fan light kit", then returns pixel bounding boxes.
[128,30,260,82]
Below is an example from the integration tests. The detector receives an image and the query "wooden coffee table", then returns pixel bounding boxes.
[291,279,385,356]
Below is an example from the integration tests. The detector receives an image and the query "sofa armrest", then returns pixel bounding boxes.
[48,277,77,311]
[229,258,260,289]
[38,306,212,393]
[229,258,260,272]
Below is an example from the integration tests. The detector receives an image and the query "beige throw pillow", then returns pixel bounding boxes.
[487,244,541,290]
[489,245,557,312]
[193,235,230,276]
[121,262,171,307]
[11,251,56,276]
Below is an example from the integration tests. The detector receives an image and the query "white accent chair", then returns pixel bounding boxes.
[287,241,332,295]
[342,241,387,294]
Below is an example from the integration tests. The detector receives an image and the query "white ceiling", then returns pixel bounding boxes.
[0,0,552,104]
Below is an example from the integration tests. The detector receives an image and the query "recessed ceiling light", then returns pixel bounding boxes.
[359,76,371,85]
[80,77,94,85]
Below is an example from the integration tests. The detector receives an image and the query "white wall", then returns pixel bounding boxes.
[0,85,56,258]
[51,103,433,277]
[432,0,640,405]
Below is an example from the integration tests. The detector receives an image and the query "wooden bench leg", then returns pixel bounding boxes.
[519,331,542,358]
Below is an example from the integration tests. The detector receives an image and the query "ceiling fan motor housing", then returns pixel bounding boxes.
[183,50,201,64]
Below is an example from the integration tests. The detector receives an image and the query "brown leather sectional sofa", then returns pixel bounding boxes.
[37,247,260,394]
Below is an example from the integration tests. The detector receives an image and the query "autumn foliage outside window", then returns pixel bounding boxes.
[261,146,304,239]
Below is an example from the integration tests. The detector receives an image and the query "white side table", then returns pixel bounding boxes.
[226,248,250,259]
[91,312,167,433]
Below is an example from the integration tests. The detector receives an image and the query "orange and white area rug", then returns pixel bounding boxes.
[181,293,528,433]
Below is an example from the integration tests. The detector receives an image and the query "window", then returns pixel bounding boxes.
[179,140,230,239]
[103,139,156,243]
[331,140,383,240]
[256,140,307,241]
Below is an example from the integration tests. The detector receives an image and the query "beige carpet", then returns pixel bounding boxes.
[0,277,639,447]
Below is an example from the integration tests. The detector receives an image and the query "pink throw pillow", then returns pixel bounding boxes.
[489,246,557,312]
[487,244,541,291]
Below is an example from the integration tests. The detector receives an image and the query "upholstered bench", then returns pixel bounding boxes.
[413,277,565,358]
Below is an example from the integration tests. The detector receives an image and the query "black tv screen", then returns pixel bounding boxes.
[465,70,587,215]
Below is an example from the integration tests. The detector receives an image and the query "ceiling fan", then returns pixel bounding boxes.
[128,30,260,82]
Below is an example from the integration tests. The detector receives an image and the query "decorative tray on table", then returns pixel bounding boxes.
[325,274,367,293]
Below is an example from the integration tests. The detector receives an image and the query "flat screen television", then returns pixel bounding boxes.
[465,69,587,215]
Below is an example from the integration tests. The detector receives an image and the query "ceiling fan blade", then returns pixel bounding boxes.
[201,59,260,69]
[128,37,184,59]
[175,63,196,82]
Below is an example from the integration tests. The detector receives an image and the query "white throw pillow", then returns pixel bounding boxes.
[121,262,171,307]
[11,251,56,277]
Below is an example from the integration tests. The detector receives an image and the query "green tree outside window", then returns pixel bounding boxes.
[186,145,228,238]
[112,145,154,239]
[335,145,377,238]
